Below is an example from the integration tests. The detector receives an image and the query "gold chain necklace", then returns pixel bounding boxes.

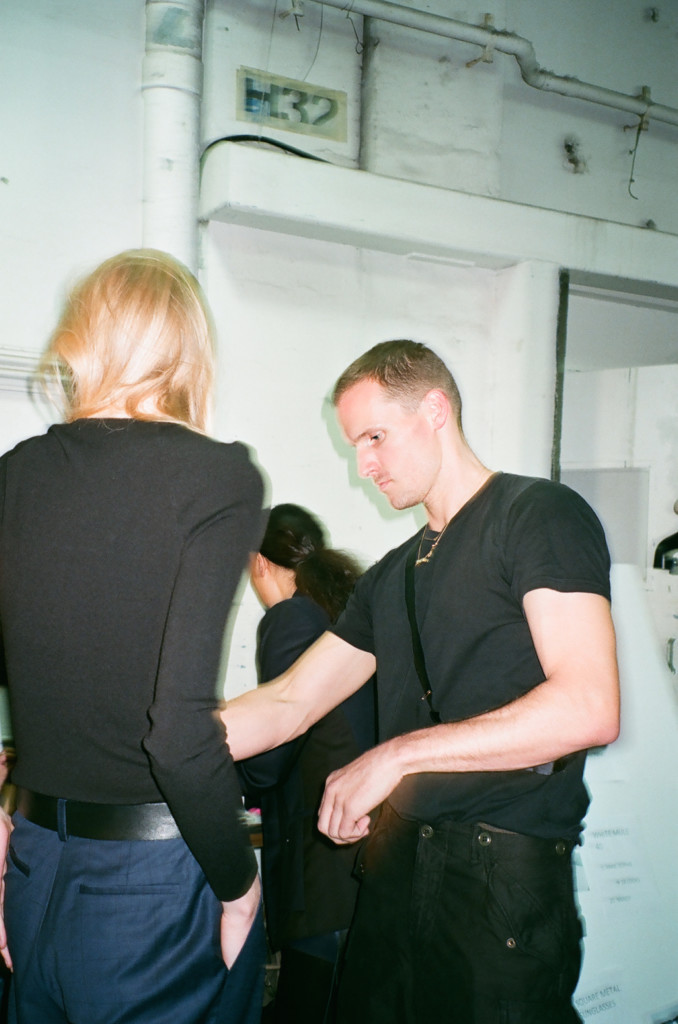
[415,519,451,566]
[414,472,496,567]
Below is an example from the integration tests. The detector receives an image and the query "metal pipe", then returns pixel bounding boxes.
[310,0,678,128]
[0,349,41,394]
[142,0,205,272]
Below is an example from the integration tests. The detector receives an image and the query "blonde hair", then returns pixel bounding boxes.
[40,249,215,431]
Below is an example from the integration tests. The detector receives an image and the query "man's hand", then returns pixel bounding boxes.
[220,873,261,969]
[0,807,13,971]
[317,742,404,845]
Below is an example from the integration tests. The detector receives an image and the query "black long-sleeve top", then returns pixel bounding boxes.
[0,417,264,901]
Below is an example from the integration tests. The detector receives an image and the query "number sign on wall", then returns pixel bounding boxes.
[236,67,347,142]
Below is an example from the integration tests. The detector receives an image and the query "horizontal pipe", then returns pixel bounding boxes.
[310,0,678,128]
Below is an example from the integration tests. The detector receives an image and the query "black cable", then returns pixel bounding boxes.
[199,134,331,171]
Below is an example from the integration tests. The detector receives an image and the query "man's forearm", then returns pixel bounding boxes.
[318,664,620,844]
[223,632,376,762]
[223,677,305,761]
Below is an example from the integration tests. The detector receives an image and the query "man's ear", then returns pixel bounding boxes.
[422,388,450,430]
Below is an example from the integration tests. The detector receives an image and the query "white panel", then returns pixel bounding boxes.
[562,468,650,568]
[575,564,678,1021]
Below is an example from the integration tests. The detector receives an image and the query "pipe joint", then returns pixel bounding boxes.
[145,0,204,58]
[142,50,203,97]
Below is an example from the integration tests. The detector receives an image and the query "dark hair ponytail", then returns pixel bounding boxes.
[260,504,361,622]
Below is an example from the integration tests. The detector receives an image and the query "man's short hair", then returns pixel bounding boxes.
[332,339,463,428]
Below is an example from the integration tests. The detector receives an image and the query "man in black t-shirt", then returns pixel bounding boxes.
[226,340,620,1023]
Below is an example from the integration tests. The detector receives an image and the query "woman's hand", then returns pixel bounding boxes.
[0,807,13,971]
[220,873,261,969]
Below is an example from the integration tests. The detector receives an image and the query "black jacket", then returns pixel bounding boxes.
[238,592,376,949]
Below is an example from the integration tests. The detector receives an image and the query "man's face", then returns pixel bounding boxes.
[335,378,440,511]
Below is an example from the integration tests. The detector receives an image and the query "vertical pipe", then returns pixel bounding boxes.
[551,269,570,482]
[142,0,205,273]
[358,17,376,172]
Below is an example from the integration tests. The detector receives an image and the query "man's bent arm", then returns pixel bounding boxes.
[222,631,376,762]
[318,589,620,844]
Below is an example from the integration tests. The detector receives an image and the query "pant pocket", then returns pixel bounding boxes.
[7,843,30,878]
[488,860,578,969]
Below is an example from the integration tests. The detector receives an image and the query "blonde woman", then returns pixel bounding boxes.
[0,250,264,1023]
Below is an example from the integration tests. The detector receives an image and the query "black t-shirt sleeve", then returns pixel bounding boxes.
[331,562,379,655]
[503,480,611,603]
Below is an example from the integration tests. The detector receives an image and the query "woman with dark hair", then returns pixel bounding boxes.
[239,504,376,1024]
[0,250,265,1023]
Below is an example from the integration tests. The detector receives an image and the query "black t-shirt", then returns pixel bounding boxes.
[0,418,264,900]
[332,473,611,840]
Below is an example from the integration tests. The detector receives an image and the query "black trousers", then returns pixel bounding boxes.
[337,805,583,1024]
[270,947,338,1024]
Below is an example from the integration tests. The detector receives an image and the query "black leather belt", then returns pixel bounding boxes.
[16,788,181,841]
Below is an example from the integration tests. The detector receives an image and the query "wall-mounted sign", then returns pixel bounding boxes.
[236,67,347,142]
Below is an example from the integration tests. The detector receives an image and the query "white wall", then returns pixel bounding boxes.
[3,0,677,373]
[0,0,144,378]
[358,7,504,194]
[3,0,677,366]
[499,0,678,231]
[215,0,678,232]
[203,222,560,695]
[203,0,362,164]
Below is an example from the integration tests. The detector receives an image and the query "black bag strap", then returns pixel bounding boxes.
[405,539,441,724]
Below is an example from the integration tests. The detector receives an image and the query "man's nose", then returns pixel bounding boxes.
[356,448,377,479]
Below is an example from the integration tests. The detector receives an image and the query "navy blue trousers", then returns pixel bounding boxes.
[337,805,584,1024]
[5,814,265,1024]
